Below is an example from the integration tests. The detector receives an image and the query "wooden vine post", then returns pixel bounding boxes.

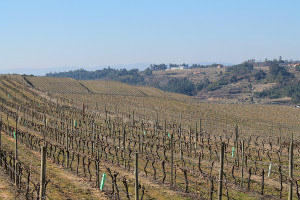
[92,119,95,150]
[132,111,135,126]
[82,102,85,116]
[43,115,46,145]
[141,121,144,154]
[179,127,183,160]
[135,152,139,200]
[240,139,245,187]
[96,142,100,187]
[218,142,225,200]
[195,122,198,150]
[288,138,293,200]
[261,169,264,195]
[164,119,166,145]
[0,114,2,151]
[66,125,69,168]
[234,125,239,166]
[15,115,18,186]
[189,127,192,156]
[199,119,202,137]
[170,133,174,186]
[40,146,47,199]
[123,123,126,167]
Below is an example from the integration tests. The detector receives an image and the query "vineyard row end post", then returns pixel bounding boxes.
[40,146,47,199]
[288,138,293,200]
[135,152,139,200]
[240,139,245,187]
[171,133,174,186]
[218,142,225,200]
[15,116,18,186]
[0,114,2,151]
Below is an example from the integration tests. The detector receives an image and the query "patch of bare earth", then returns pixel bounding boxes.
[0,168,25,199]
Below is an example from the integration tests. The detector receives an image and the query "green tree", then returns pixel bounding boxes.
[269,62,291,83]
[162,78,195,96]
[226,63,254,75]
[206,82,221,91]
[292,93,300,104]
[254,70,266,80]
[196,80,209,91]
[143,67,152,76]
[149,64,167,71]
[269,62,287,77]
[169,63,179,68]
[46,67,145,84]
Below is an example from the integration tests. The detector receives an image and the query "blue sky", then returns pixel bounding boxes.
[0,1,299,74]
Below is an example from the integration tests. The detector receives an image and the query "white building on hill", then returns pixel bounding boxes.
[167,66,189,70]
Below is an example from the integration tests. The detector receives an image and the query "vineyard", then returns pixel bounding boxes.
[0,75,299,200]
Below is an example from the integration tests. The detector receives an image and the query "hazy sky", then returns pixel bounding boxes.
[0,0,299,73]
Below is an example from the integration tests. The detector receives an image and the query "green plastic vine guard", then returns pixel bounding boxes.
[100,173,106,190]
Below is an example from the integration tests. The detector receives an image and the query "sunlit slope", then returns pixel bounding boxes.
[20,76,300,137]
[80,80,191,99]
[24,77,89,94]
[79,80,146,96]
[136,86,169,98]
[0,74,29,86]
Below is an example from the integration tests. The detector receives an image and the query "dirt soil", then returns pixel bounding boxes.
[0,168,25,199]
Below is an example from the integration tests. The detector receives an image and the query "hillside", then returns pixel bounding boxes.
[11,75,300,136]
[0,75,299,200]
[24,76,90,94]
[145,62,300,104]
[19,75,300,134]
[79,80,146,96]
[45,60,300,105]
